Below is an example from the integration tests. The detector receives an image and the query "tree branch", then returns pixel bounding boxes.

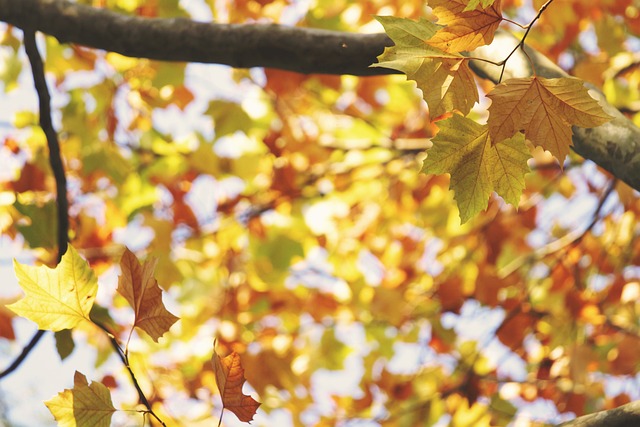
[0,0,394,76]
[557,401,640,427]
[0,29,69,379]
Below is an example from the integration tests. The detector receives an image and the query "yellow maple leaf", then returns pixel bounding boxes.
[45,371,116,427]
[7,245,97,331]
[212,348,261,423]
[371,16,478,117]
[487,76,613,163]
[428,0,503,53]
[422,115,530,223]
[116,248,179,342]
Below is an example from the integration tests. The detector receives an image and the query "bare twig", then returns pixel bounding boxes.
[0,29,68,379]
[497,0,555,82]
[498,178,617,279]
[93,321,167,426]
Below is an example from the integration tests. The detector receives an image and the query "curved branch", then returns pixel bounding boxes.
[0,0,394,76]
[0,29,69,378]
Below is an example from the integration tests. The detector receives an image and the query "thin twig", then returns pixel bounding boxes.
[94,321,167,426]
[497,0,555,82]
[0,28,69,380]
[499,178,617,278]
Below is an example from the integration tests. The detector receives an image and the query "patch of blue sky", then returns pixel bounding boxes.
[311,356,367,414]
[287,247,351,301]
[419,237,444,276]
[512,397,573,425]
[599,372,640,400]
[441,300,504,343]
[357,249,384,287]
[113,214,155,250]
[184,173,220,227]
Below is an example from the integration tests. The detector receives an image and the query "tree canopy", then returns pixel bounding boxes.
[0,0,639,426]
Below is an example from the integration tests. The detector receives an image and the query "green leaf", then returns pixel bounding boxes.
[13,197,58,249]
[422,115,530,223]
[45,371,116,427]
[206,100,253,138]
[371,16,478,116]
[55,329,75,361]
[7,245,98,331]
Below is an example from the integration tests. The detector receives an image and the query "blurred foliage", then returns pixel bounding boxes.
[0,0,639,426]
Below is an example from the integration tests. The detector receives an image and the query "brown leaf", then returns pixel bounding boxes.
[497,312,535,351]
[212,348,261,422]
[117,248,179,342]
[487,76,613,163]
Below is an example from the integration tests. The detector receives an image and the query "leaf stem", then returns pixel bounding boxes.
[94,320,167,427]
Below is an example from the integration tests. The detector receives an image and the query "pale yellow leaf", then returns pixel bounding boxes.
[7,246,97,331]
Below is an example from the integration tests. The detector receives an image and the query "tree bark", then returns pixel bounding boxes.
[0,0,639,193]
[557,401,640,427]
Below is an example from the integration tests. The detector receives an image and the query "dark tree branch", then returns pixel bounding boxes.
[22,30,69,257]
[0,29,69,379]
[0,0,394,76]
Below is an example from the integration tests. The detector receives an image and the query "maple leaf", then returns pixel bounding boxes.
[371,16,478,117]
[487,76,613,164]
[45,371,116,427]
[464,0,498,11]
[7,245,97,331]
[212,348,261,422]
[116,248,179,342]
[422,114,530,223]
[428,0,503,53]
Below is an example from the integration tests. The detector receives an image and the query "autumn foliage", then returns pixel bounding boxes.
[0,0,639,426]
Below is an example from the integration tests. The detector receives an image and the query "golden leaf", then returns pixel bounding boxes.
[428,0,503,52]
[371,16,478,116]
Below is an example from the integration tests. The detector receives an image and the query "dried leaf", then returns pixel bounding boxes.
[7,246,97,331]
[212,348,261,422]
[487,76,613,163]
[116,248,179,342]
[428,0,503,52]
[45,371,116,427]
[422,115,530,223]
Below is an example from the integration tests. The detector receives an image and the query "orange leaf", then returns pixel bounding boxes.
[428,0,503,52]
[116,248,179,342]
[487,76,613,163]
[212,348,261,422]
